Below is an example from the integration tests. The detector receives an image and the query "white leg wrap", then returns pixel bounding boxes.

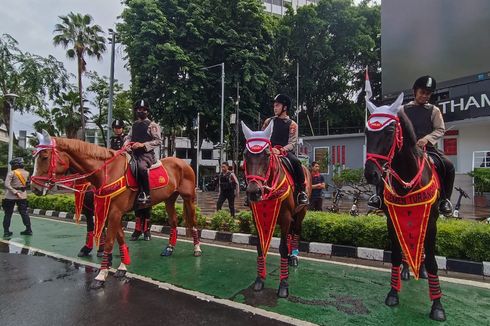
[117,263,127,271]
[95,269,109,281]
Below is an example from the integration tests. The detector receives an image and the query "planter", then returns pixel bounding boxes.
[474,195,488,208]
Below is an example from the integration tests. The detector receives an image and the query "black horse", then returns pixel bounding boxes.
[364,93,446,322]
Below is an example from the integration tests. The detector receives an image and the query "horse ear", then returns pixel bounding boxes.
[263,120,273,140]
[389,92,404,115]
[366,99,378,114]
[36,132,44,145]
[41,129,52,145]
[241,121,253,140]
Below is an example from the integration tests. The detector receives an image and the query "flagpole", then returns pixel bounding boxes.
[364,66,372,165]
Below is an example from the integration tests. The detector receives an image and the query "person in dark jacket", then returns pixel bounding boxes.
[310,161,326,211]
[216,162,239,217]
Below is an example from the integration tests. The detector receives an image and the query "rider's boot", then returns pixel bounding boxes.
[296,184,309,206]
[438,199,453,217]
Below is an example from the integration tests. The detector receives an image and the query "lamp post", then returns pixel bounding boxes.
[234,82,240,171]
[5,93,19,173]
[201,63,225,164]
[195,111,200,190]
[106,28,116,148]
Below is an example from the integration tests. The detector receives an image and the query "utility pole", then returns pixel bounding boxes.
[5,93,19,173]
[234,82,240,171]
[296,61,300,154]
[106,29,116,148]
[196,112,200,190]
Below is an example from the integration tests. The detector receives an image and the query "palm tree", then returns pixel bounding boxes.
[53,12,106,140]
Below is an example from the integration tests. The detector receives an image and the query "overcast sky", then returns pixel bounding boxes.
[0,0,130,135]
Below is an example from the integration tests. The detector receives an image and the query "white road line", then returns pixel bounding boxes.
[0,238,314,326]
[28,215,490,289]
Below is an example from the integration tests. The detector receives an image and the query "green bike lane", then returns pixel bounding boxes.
[3,215,490,325]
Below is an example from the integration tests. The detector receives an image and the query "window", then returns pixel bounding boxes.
[314,147,329,174]
[201,149,213,160]
[175,148,188,159]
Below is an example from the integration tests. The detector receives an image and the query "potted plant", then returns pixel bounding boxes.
[468,168,490,207]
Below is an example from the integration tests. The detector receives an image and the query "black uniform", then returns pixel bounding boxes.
[110,134,126,150]
[216,171,236,217]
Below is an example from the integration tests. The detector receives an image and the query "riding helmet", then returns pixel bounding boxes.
[273,94,292,110]
[9,157,24,168]
[413,76,437,92]
[111,119,125,128]
[133,99,150,111]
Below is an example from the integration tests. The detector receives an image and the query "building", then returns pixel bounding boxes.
[262,0,319,16]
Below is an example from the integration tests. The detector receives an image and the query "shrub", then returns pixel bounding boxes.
[237,210,256,234]
[210,210,238,232]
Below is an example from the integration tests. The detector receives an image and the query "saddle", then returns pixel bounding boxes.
[126,154,169,190]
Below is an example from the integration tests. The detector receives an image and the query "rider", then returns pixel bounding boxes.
[124,100,162,204]
[2,158,32,237]
[110,119,126,150]
[262,94,308,205]
[367,76,454,217]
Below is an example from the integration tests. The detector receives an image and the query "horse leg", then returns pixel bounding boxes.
[288,210,305,267]
[161,193,179,257]
[97,229,106,257]
[78,218,94,257]
[253,244,266,292]
[182,194,201,256]
[114,224,130,279]
[130,210,143,241]
[277,227,290,298]
[425,213,446,321]
[91,216,118,289]
[385,218,403,306]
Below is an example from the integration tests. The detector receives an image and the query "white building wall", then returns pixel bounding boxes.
[457,124,490,173]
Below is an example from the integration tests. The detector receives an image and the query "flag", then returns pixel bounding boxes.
[365,66,372,100]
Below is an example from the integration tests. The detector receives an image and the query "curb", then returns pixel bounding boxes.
[28,208,490,277]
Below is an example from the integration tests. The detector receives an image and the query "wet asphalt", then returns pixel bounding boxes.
[0,243,288,326]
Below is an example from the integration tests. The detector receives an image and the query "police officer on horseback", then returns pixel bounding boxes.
[124,100,162,204]
[110,119,126,150]
[367,76,454,217]
[262,94,309,205]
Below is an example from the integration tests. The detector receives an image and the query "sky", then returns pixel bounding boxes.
[0,0,131,136]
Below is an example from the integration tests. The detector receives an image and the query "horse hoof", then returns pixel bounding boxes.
[253,277,265,292]
[385,289,399,307]
[143,232,151,241]
[160,246,174,257]
[90,280,105,290]
[277,279,289,298]
[114,269,127,278]
[194,250,202,257]
[288,255,299,267]
[401,267,410,281]
[430,300,446,321]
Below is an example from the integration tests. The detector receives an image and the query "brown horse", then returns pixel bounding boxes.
[364,93,446,321]
[241,122,311,298]
[31,131,200,289]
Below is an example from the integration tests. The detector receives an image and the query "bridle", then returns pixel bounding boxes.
[366,113,425,189]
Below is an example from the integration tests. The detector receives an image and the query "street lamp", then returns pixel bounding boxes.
[4,93,19,173]
[201,63,225,164]
[106,28,116,148]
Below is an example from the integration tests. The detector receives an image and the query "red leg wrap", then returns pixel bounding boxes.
[85,231,94,249]
[257,255,266,279]
[119,244,131,265]
[169,227,177,247]
[391,266,402,292]
[291,234,299,252]
[428,273,442,300]
[280,258,289,281]
[101,251,113,270]
[143,219,150,232]
[192,228,200,246]
[135,217,142,232]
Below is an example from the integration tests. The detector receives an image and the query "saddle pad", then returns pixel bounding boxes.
[149,163,169,190]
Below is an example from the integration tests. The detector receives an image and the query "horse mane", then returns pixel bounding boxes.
[54,137,115,160]
[397,110,422,157]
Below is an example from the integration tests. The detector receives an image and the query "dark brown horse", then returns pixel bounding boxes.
[31,132,200,289]
[241,122,311,298]
[364,93,446,321]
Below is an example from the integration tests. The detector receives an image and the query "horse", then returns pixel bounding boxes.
[31,131,201,289]
[363,93,446,321]
[241,121,311,298]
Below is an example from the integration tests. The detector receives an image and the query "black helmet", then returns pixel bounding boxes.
[112,119,125,128]
[413,75,436,92]
[9,157,24,168]
[133,99,150,111]
[274,94,292,110]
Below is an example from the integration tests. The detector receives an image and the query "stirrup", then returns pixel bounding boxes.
[137,192,150,204]
[367,194,382,209]
[297,191,309,205]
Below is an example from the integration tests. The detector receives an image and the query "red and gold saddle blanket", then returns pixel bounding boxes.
[384,166,439,279]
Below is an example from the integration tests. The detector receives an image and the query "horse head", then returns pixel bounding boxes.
[31,130,70,195]
[241,121,274,202]
[364,93,404,186]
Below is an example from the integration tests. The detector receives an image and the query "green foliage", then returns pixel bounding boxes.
[28,194,75,212]
[468,168,490,194]
[236,210,256,234]
[0,143,35,175]
[332,167,364,187]
[210,210,239,232]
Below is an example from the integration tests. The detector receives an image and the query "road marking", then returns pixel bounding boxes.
[28,215,490,289]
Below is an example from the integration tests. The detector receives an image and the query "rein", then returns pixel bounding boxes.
[32,140,130,192]
[366,113,426,191]
[244,139,286,201]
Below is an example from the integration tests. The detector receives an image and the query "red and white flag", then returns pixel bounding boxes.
[365,66,372,100]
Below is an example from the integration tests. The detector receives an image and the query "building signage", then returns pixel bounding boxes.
[438,93,490,122]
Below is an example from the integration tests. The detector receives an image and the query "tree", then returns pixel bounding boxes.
[53,12,107,140]
[0,34,69,134]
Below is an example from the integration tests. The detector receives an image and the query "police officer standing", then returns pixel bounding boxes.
[124,100,162,204]
[2,158,32,237]
[110,119,126,150]
[262,94,309,205]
